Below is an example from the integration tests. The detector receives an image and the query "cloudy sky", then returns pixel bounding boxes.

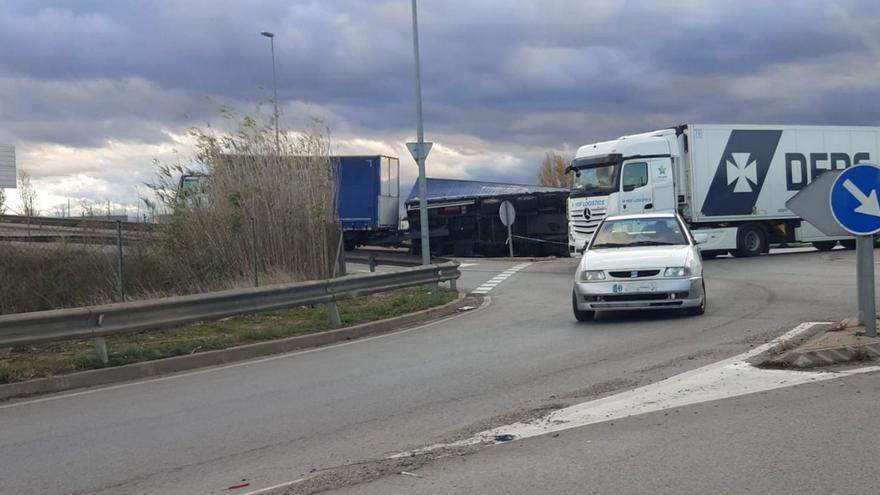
[1,0,879,216]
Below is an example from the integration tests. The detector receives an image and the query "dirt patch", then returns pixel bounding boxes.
[722,329,788,347]
[436,404,566,445]
[553,377,639,400]
[636,350,722,374]
[285,445,482,495]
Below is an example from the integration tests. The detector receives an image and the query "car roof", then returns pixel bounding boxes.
[603,212,678,221]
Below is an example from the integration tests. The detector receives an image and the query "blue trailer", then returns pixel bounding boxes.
[337,155,401,249]
[178,155,402,249]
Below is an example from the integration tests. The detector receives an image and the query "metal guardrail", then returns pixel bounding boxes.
[0,261,460,348]
[0,214,150,231]
[346,248,451,268]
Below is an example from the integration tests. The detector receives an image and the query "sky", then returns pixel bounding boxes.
[1,0,880,216]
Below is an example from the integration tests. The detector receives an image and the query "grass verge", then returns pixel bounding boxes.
[0,288,457,384]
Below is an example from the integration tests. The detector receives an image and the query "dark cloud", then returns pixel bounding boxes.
[1,0,879,175]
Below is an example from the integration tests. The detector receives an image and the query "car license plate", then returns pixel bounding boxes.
[612,282,657,294]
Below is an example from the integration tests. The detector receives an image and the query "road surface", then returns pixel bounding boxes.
[0,248,874,494]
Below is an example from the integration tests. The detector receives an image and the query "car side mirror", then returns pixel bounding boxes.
[694,233,709,245]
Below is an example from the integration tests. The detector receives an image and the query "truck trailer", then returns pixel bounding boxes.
[178,154,402,250]
[567,124,880,257]
[337,155,401,249]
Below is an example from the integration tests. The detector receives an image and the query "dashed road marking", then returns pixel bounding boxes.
[472,263,532,294]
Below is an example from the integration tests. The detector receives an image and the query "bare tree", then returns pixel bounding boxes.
[537,152,572,188]
[17,170,37,217]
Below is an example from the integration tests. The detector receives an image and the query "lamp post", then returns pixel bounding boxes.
[260,31,280,152]
[410,0,431,266]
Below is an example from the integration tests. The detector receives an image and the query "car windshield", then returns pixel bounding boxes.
[590,217,688,249]
[570,163,620,197]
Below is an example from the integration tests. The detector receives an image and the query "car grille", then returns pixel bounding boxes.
[608,270,660,279]
[582,291,690,303]
[593,293,668,302]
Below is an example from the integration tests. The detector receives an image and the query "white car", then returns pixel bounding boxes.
[572,213,706,322]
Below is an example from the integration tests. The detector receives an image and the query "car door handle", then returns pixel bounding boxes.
[645,203,653,210]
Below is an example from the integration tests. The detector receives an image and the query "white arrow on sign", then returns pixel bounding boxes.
[843,179,880,217]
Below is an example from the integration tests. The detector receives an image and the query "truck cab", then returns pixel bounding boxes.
[568,130,679,253]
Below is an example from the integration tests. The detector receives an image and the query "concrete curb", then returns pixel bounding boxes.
[773,342,880,367]
[767,332,880,368]
[0,292,474,401]
[745,322,836,366]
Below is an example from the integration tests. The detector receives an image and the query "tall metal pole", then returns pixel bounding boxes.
[261,31,280,152]
[411,0,431,266]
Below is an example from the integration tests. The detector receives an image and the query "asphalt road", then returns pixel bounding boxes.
[0,248,874,494]
[342,370,880,495]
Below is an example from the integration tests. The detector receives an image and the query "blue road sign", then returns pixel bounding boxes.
[830,163,880,236]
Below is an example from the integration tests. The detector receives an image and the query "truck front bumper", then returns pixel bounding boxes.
[573,277,704,311]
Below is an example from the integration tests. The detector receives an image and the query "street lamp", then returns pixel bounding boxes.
[260,31,280,152]
[410,0,431,266]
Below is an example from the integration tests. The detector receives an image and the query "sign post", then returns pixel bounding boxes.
[787,164,880,337]
[499,200,516,258]
[828,164,880,337]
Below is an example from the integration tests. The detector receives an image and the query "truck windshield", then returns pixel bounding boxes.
[570,163,621,198]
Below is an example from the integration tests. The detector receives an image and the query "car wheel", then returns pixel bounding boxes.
[686,281,706,316]
[840,239,857,250]
[812,240,837,252]
[734,224,766,257]
[572,290,594,322]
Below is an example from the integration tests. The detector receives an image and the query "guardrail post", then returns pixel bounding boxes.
[326,302,342,327]
[449,278,457,291]
[251,217,259,287]
[116,220,125,302]
[94,337,109,364]
[369,255,377,273]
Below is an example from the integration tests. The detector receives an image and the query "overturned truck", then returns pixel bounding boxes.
[406,178,569,257]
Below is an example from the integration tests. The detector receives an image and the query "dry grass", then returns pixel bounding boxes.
[0,113,343,315]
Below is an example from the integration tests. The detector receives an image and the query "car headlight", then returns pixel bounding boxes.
[580,270,606,281]
[664,266,690,277]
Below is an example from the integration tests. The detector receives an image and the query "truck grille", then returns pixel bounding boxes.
[569,207,606,236]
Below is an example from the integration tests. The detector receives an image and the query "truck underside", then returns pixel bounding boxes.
[408,193,569,257]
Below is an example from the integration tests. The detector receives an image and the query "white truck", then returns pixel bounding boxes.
[567,124,880,257]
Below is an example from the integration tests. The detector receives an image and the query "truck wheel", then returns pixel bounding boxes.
[812,241,837,252]
[734,225,766,257]
[840,239,857,250]
[572,290,594,322]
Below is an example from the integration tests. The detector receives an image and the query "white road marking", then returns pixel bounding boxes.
[459,263,479,268]
[393,322,880,457]
[471,263,532,295]
[0,296,494,410]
